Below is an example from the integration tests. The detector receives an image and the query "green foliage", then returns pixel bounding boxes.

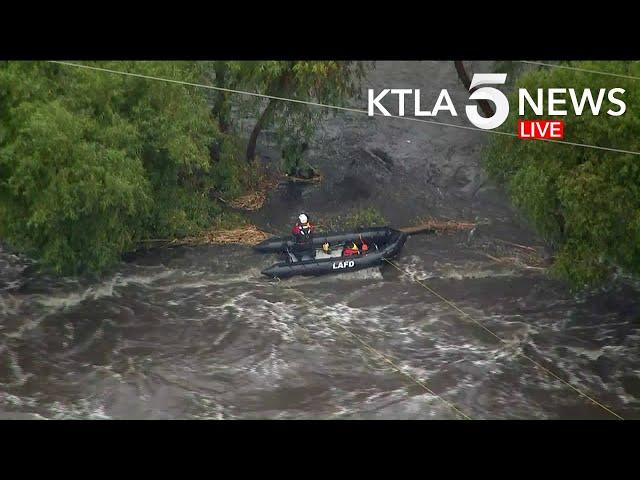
[0,61,240,274]
[0,60,368,275]
[320,207,387,232]
[484,61,640,287]
[213,61,370,163]
[281,141,318,177]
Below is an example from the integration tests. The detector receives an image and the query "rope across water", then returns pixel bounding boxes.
[382,257,624,420]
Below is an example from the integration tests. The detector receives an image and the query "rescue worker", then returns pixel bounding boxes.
[291,213,315,259]
[360,238,369,253]
[292,213,314,243]
[343,241,360,256]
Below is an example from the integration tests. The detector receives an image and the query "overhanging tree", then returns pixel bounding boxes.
[483,61,640,287]
[0,61,240,274]
[222,61,369,167]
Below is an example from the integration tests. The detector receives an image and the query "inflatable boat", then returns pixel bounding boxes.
[254,226,407,278]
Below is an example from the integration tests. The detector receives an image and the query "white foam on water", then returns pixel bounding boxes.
[0,411,48,420]
[212,326,232,347]
[36,284,115,309]
[59,325,105,359]
[273,296,502,389]
[400,255,527,282]
[469,386,552,419]
[361,387,407,405]
[334,376,468,419]
[282,266,384,287]
[0,350,34,387]
[8,266,262,341]
[329,405,362,419]
[3,313,50,341]
[305,301,397,344]
[48,399,112,420]
[565,345,606,362]
[154,268,266,293]
[0,292,22,317]
[368,344,548,418]
[0,279,23,292]
[188,394,234,420]
[207,291,299,343]
[608,386,639,406]
[35,269,176,311]
[246,345,289,383]
[0,392,37,408]
[396,304,472,337]
[393,392,464,419]
[541,342,640,408]
[335,267,384,281]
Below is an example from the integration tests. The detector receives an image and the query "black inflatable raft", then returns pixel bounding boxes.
[254,226,407,278]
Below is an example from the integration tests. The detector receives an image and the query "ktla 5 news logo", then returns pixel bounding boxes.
[367,74,627,140]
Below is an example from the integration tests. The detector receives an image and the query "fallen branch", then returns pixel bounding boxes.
[209,191,229,204]
[280,172,323,184]
[214,171,279,212]
[400,219,476,235]
[484,253,513,263]
[363,148,393,171]
[483,253,547,271]
[493,238,539,252]
[522,265,547,271]
[228,191,267,211]
[204,225,272,245]
[141,225,272,249]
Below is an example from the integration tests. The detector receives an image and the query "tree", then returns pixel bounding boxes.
[0,61,241,274]
[453,61,494,117]
[0,60,368,275]
[223,61,368,166]
[483,61,640,287]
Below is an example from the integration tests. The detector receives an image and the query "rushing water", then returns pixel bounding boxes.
[1,61,639,419]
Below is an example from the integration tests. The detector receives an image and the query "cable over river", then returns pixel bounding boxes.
[1,62,639,419]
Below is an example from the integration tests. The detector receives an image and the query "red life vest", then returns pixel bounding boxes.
[343,243,359,256]
[292,223,314,242]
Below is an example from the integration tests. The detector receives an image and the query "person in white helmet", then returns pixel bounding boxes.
[292,213,314,242]
[291,213,315,259]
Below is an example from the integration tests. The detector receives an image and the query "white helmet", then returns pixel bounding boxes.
[298,213,308,224]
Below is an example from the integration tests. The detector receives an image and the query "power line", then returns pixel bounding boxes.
[48,61,640,157]
[518,61,640,81]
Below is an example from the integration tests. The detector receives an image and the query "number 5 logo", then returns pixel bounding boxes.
[466,74,509,130]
